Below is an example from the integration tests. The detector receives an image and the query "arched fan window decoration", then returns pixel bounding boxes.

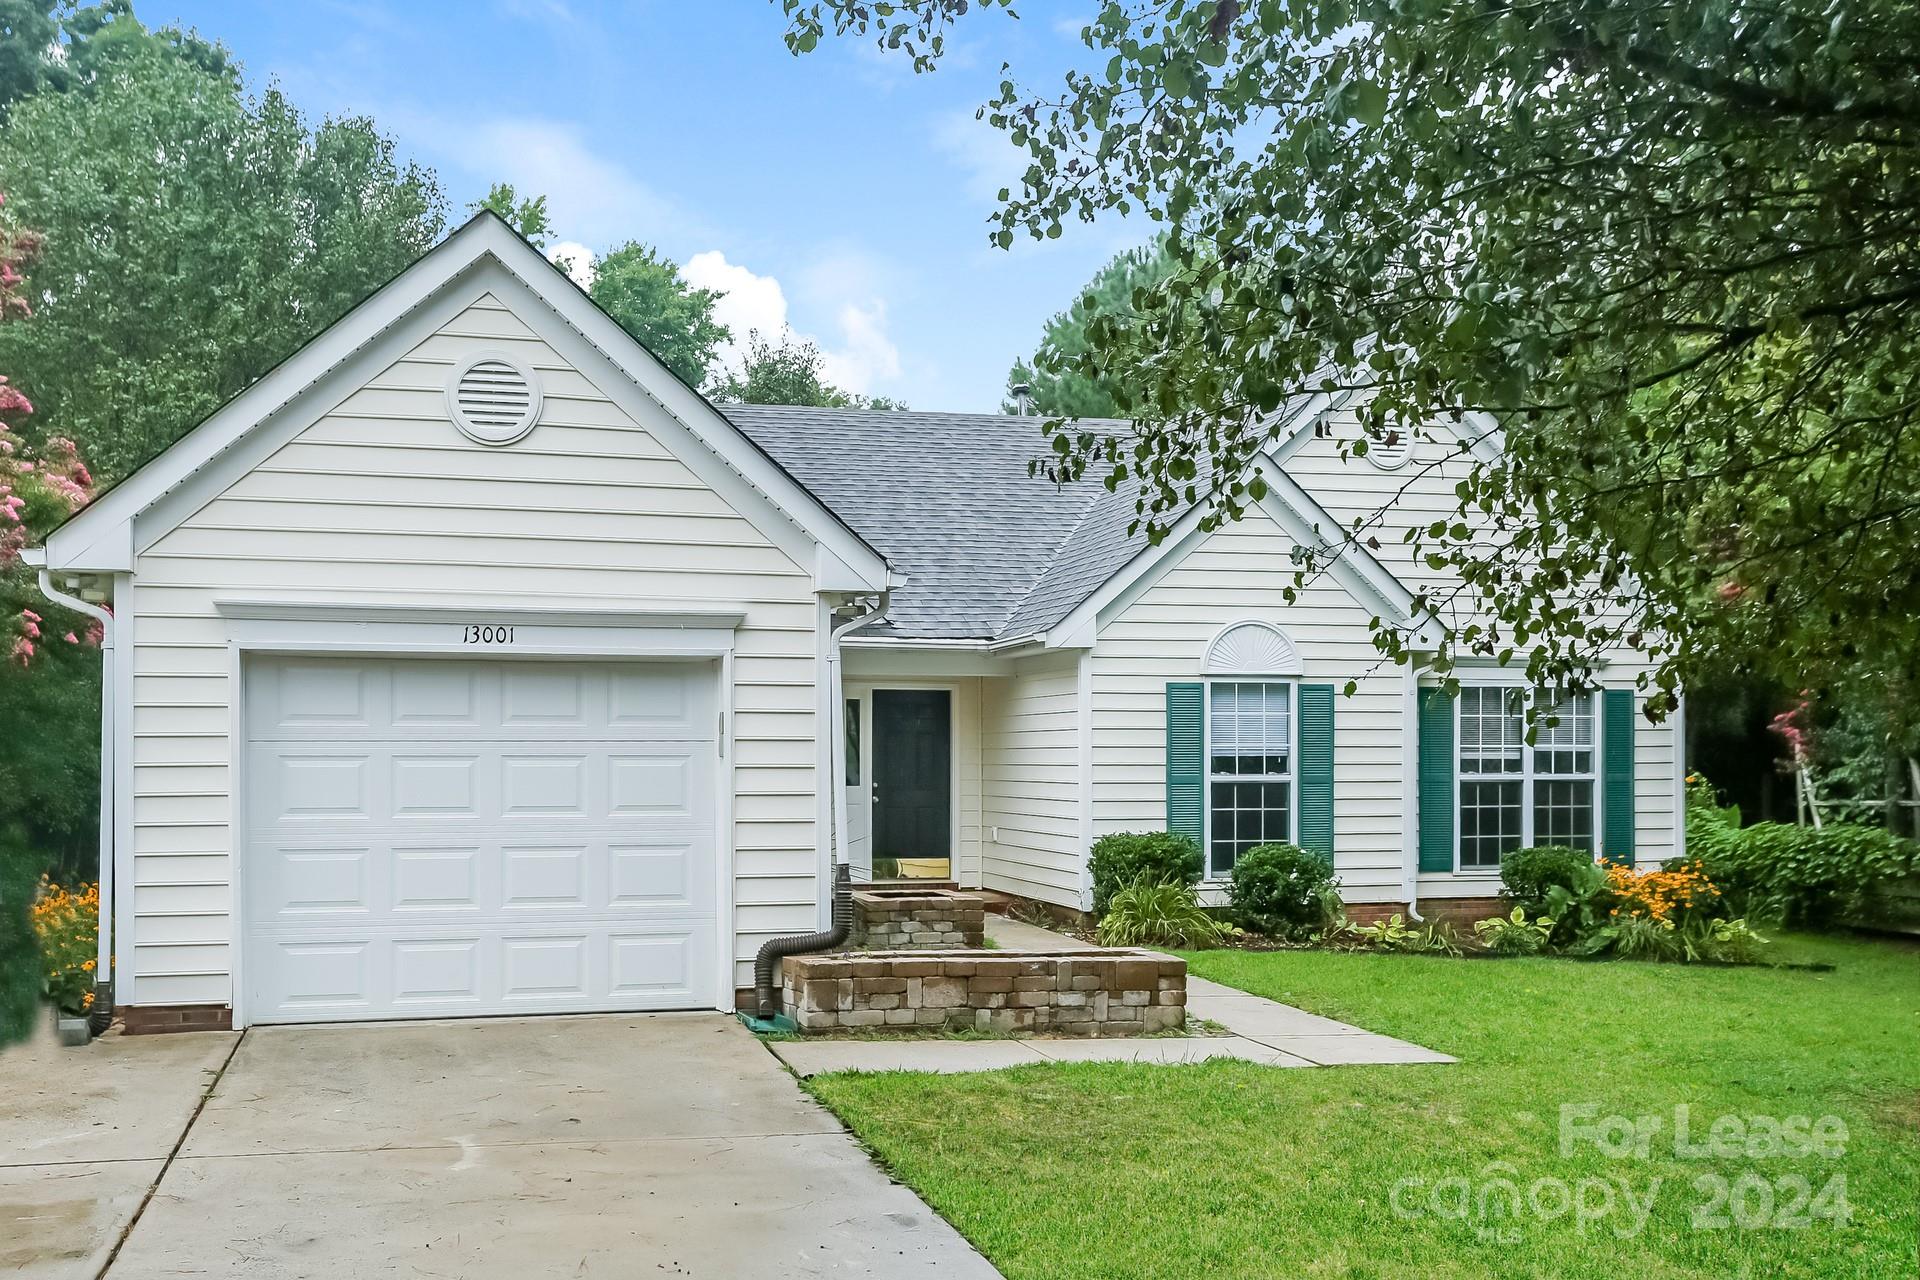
[1203,621,1303,677]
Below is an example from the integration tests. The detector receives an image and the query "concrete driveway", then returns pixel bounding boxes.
[3,1013,999,1278]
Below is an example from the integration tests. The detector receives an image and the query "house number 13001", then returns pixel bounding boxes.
[462,625,516,645]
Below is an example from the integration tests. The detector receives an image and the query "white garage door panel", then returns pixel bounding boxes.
[244,657,720,1024]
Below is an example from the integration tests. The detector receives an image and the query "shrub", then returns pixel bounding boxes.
[1088,831,1202,916]
[1474,906,1556,955]
[1226,843,1339,938]
[29,879,97,1016]
[1500,846,1596,916]
[1687,786,1919,926]
[1096,880,1232,948]
[0,834,39,1047]
[1540,860,1618,951]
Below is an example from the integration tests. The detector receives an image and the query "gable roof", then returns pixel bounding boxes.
[722,404,1134,640]
[724,395,1423,645]
[40,213,889,590]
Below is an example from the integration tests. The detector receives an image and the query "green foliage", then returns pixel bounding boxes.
[789,0,1920,713]
[1003,240,1174,418]
[472,181,551,248]
[0,629,99,878]
[1500,846,1598,918]
[0,0,233,116]
[1332,913,1457,955]
[1087,830,1201,916]
[1224,842,1337,939]
[0,824,38,1048]
[1095,879,1230,949]
[0,48,447,478]
[1473,906,1556,956]
[1541,862,1620,953]
[715,329,906,410]
[1687,783,1919,925]
[588,241,731,389]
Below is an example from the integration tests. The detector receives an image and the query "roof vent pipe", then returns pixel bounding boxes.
[1011,382,1033,415]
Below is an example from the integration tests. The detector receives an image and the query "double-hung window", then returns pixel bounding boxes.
[1206,682,1293,878]
[1456,687,1596,870]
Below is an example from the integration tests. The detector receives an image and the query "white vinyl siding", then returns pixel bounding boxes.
[1288,412,1681,873]
[1090,506,1408,901]
[126,295,822,1006]
[981,653,1083,907]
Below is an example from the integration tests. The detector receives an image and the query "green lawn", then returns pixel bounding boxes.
[806,933,1919,1279]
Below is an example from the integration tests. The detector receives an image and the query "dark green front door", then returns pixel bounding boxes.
[873,689,951,867]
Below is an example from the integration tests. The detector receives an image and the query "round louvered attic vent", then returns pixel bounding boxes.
[446,353,543,445]
[1362,422,1413,470]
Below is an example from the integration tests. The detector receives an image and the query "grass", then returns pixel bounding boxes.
[806,931,1919,1279]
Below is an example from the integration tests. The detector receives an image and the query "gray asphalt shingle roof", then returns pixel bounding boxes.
[720,404,1150,641]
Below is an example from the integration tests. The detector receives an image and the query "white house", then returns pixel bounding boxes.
[30,214,1684,1031]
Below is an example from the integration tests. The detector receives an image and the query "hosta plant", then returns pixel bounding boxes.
[1474,907,1556,956]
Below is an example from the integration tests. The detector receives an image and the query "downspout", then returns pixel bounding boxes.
[33,564,117,1027]
[1401,658,1424,923]
[747,593,888,1025]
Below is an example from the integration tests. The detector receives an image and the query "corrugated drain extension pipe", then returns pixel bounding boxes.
[753,861,851,1018]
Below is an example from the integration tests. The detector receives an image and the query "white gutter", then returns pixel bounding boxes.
[31,560,117,997]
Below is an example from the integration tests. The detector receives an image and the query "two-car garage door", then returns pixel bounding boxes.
[243,656,720,1024]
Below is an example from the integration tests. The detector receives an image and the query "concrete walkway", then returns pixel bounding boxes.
[3,1013,1001,1279]
[769,915,1454,1078]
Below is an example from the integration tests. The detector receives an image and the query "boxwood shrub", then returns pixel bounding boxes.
[1088,831,1202,916]
[1226,843,1340,938]
[1499,846,1598,916]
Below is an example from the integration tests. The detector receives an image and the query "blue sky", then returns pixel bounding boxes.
[145,0,1141,411]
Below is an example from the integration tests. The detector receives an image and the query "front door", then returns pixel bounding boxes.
[871,689,951,879]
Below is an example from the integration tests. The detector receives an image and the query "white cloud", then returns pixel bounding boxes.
[681,250,902,397]
[546,240,595,288]
[818,301,901,394]
[682,250,791,371]
[933,110,1030,204]
[387,112,693,250]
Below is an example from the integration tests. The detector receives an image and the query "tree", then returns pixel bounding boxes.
[0,46,447,478]
[472,181,551,249]
[783,0,1920,713]
[1004,240,1173,417]
[0,0,233,114]
[0,203,98,877]
[588,241,731,389]
[716,330,906,409]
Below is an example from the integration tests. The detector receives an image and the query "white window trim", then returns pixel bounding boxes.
[1203,679,1297,883]
[1454,686,1598,875]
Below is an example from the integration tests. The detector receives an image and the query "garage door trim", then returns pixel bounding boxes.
[219,601,741,1029]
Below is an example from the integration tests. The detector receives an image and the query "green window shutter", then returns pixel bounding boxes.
[1165,682,1205,843]
[1417,688,1456,873]
[1602,688,1636,866]
[1296,684,1335,863]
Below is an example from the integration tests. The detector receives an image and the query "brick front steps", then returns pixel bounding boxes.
[781,949,1186,1036]
[851,887,988,950]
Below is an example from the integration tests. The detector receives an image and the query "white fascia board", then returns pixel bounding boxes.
[44,216,505,572]
[1041,459,1425,649]
[472,221,889,591]
[1250,456,1421,630]
[1260,387,1355,466]
[44,214,890,592]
